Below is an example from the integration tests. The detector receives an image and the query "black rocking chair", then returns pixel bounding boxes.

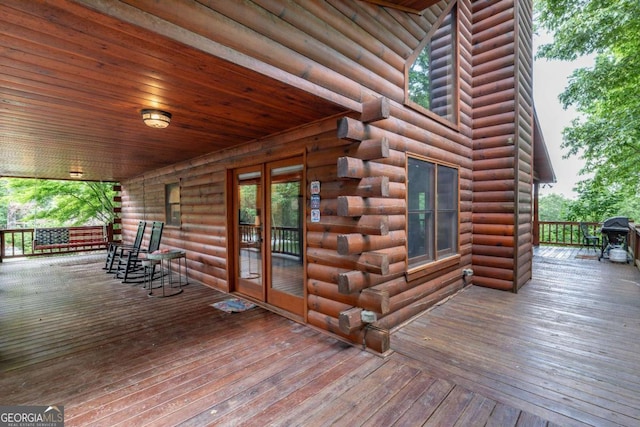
[117,221,164,283]
[104,220,147,273]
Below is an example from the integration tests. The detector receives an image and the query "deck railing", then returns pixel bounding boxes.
[630,224,640,269]
[538,221,600,246]
[0,225,112,262]
[4,221,638,269]
[540,220,640,269]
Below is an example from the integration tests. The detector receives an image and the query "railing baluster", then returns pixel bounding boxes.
[538,221,601,246]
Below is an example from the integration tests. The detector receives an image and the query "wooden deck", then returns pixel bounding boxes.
[1,247,639,426]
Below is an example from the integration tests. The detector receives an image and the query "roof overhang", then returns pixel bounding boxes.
[361,0,442,14]
[533,109,557,184]
[0,1,347,182]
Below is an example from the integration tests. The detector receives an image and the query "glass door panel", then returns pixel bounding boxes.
[233,158,304,317]
[266,159,304,316]
[235,168,263,300]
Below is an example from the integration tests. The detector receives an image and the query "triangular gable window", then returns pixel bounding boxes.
[407,2,458,125]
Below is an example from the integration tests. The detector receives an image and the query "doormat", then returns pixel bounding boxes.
[575,254,598,260]
[211,298,256,313]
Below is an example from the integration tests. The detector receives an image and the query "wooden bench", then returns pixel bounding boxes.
[34,226,108,252]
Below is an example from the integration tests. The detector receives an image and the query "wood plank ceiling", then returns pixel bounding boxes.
[0,0,346,182]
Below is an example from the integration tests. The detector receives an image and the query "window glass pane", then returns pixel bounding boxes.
[408,157,458,268]
[437,165,458,255]
[169,204,181,224]
[408,157,436,267]
[408,212,434,265]
[408,158,434,210]
[168,185,180,203]
[437,211,457,257]
[165,182,180,226]
[437,165,457,210]
[407,7,456,122]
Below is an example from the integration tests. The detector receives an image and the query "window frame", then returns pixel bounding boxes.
[404,0,460,130]
[165,181,181,227]
[406,154,461,279]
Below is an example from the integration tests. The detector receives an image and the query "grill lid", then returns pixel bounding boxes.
[601,216,629,232]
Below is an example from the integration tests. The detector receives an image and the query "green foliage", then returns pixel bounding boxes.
[538,193,572,221]
[408,46,431,109]
[270,182,300,228]
[538,189,638,223]
[0,178,115,227]
[535,0,640,215]
[0,180,8,228]
[565,178,640,222]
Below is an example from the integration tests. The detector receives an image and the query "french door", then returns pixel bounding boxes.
[233,157,304,317]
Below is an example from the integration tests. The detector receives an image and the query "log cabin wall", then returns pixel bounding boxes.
[117,0,532,352]
[470,0,534,292]
[514,0,535,290]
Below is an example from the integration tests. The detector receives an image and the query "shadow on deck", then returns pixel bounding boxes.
[1,248,638,426]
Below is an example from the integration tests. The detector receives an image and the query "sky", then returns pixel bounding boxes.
[532,32,594,199]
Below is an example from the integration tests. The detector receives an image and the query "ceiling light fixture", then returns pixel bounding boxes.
[69,171,84,178]
[141,109,172,129]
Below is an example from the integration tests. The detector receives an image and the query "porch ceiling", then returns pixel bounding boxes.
[0,1,346,182]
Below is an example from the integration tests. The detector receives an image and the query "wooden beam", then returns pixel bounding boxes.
[361,97,390,123]
[339,307,363,334]
[337,231,407,255]
[337,157,406,182]
[337,196,406,216]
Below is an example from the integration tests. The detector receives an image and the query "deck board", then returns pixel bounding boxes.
[391,249,640,427]
[1,248,639,426]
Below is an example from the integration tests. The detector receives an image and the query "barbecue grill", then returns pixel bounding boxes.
[598,216,630,262]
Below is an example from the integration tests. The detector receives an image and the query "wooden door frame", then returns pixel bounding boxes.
[230,164,265,301]
[227,155,306,319]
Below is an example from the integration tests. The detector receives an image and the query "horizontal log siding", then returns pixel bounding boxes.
[471,0,520,291]
[118,0,449,106]
[329,0,476,343]
[116,0,532,351]
[514,0,535,290]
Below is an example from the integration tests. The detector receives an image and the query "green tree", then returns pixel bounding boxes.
[538,193,572,221]
[566,179,640,222]
[408,47,431,109]
[0,179,8,228]
[1,178,115,227]
[535,0,640,215]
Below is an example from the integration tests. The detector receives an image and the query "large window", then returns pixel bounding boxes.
[407,156,458,269]
[165,182,181,226]
[407,4,457,123]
